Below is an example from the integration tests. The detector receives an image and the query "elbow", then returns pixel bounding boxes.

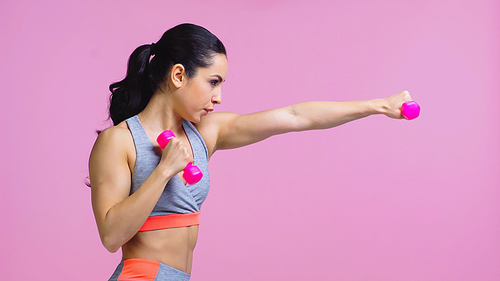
[96,210,127,253]
[101,233,122,253]
[288,105,310,132]
[104,244,120,253]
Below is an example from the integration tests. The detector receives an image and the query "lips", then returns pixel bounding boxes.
[204,108,214,113]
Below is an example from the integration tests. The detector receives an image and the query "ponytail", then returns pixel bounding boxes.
[108,23,227,125]
[108,45,154,125]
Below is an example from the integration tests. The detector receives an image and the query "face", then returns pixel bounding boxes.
[175,54,228,123]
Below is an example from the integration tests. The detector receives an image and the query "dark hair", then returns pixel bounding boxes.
[108,23,226,125]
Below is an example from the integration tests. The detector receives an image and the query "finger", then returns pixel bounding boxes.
[401,90,412,102]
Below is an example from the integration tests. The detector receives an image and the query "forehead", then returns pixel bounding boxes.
[198,54,228,79]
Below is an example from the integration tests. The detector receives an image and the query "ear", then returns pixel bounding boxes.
[170,64,186,88]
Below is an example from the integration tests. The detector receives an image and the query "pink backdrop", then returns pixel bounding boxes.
[1,0,499,280]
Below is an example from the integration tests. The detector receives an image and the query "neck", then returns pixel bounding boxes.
[137,91,184,136]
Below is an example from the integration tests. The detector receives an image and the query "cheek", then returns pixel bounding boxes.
[186,82,209,106]
[194,82,212,99]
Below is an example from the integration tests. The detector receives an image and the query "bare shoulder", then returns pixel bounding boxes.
[194,112,239,158]
[89,121,135,175]
[93,122,133,150]
[92,122,132,149]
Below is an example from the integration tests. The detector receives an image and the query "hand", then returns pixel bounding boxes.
[158,137,193,176]
[382,90,413,119]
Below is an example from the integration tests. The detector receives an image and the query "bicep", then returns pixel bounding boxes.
[89,128,132,231]
[202,106,300,152]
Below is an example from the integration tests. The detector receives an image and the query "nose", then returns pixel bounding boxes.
[212,92,221,105]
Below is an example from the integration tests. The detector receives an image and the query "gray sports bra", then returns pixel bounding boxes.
[125,115,210,230]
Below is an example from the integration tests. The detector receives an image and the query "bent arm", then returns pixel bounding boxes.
[89,127,175,252]
[201,91,412,153]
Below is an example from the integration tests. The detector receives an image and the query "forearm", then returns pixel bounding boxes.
[290,99,386,131]
[99,168,174,252]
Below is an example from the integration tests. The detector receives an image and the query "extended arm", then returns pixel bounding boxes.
[199,91,412,154]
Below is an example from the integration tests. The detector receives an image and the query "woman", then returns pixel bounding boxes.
[89,23,413,281]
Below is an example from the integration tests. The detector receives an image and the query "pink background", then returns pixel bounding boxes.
[1,0,499,280]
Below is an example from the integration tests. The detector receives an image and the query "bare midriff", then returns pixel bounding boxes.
[121,225,199,274]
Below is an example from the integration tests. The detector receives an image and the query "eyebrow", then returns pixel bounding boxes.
[210,75,225,82]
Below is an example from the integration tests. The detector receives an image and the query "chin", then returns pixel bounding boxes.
[186,115,201,123]
[184,111,206,123]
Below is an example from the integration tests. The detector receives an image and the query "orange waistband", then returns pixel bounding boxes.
[139,212,201,231]
[119,259,160,281]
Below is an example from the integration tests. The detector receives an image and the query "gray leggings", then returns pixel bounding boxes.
[108,258,191,281]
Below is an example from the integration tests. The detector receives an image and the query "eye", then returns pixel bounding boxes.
[210,80,219,86]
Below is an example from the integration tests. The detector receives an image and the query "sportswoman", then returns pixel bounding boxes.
[89,23,414,281]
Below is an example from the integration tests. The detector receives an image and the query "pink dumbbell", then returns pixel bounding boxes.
[157,131,203,185]
[401,101,420,120]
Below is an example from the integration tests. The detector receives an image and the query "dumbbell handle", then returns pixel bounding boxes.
[401,101,420,120]
[157,131,203,185]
